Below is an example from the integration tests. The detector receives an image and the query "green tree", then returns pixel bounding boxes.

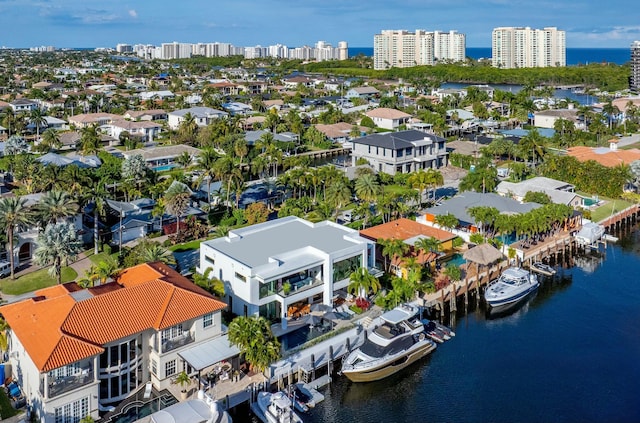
[228,316,281,374]
[354,173,380,202]
[33,222,83,284]
[0,197,34,279]
[139,243,176,265]
[163,181,192,234]
[379,238,410,273]
[348,267,381,299]
[36,190,79,225]
[193,267,225,298]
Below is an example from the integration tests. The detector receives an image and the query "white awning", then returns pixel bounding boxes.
[178,335,240,371]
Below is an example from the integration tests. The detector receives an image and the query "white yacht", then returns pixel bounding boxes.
[484,267,539,307]
[256,391,303,423]
[341,303,437,383]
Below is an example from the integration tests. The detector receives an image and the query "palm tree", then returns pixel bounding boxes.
[193,267,225,297]
[36,190,79,225]
[30,108,47,140]
[228,316,281,374]
[435,213,459,232]
[174,151,193,169]
[348,267,381,299]
[79,124,101,155]
[414,236,441,263]
[33,222,83,284]
[39,128,62,152]
[325,178,352,220]
[197,148,219,204]
[354,173,380,203]
[81,256,121,287]
[139,243,176,265]
[163,181,191,235]
[0,197,34,279]
[379,238,410,273]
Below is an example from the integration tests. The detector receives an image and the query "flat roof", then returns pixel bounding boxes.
[202,217,371,270]
[178,334,240,371]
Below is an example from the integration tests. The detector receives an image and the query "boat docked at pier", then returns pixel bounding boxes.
[341,303,437,383]
[484,267,539,307]
[530,262,556,276]
[256,391,303,423]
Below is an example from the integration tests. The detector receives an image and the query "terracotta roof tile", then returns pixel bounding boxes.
[360,218,456,242]
[567,146,640,167]
[0,262,227,372]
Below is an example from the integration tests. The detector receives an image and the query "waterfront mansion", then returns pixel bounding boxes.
[0,262,228,423]
[197,217,378,329]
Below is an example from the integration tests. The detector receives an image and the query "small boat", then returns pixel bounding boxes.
[485,267,539,307]
[433,321,455,338]
[341,303,437,382]
[422,320,445,343]
[257,391,303,423]
[530,262,556,276]
[287,387,309,413]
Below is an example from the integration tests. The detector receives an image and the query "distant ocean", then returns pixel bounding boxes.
[349,47,630,65]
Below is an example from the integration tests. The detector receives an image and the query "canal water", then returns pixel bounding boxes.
[299,228,640,423]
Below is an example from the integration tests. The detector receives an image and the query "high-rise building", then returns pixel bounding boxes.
[491,27,565,69]
[161,42,192,59]
[373,29,465,70]
[116,43,133,53]
[631,41,640,92]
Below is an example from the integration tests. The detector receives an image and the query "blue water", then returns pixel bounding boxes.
[153,164,179,172]
[349,47,630,66]
[443,253,467,267]
[303,228,640,423]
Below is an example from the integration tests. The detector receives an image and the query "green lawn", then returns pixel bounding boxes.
[590,199,634,223]
[169,239,203,252]
[0,389,21,419]
[0,267,78,296]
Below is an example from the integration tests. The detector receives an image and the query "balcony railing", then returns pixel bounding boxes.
[47,369,94,398]
[278,276,323,297]
[161,332,194,353]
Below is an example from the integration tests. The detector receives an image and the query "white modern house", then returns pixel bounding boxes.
[167,107,228,130]
[496,176,583,207]
[0,262,232,423]
[106,119,162,142]
[197,217,377,329]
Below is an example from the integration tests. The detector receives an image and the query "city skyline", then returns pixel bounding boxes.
[1,0,639,49]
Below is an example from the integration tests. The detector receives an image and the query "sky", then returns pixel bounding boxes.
[2,0,640,49]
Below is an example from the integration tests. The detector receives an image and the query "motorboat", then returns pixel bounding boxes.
[286,387,309,413]
[341,303,437,383]
[485,267,539,307]
[530,262,556,276]
[257,391,303,423]
[421,320,456,343]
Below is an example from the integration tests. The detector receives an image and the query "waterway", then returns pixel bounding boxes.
[298,228,640,423]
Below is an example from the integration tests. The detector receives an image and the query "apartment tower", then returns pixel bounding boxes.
[492,27,565,69]
[374,29,466,70]
[631,41,640,92]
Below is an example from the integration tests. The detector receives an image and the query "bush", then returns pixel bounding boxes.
[103,243,112,255]
[355,297,370,310]
[349,305,363,314]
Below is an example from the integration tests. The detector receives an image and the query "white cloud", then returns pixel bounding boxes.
[128,9,137,18]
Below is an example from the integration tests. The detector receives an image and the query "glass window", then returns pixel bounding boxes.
[204,256,215,266]
[235,272,247,282]
[151,359,157,376]
[165,360,177,378]
[333,255,363,282]
[203,312,214,328]
[110,376,119,398]
[110,345,119,367]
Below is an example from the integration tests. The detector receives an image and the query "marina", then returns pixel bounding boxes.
[297,225,640,423]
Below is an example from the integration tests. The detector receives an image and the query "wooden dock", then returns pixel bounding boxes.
[598,204,640,233]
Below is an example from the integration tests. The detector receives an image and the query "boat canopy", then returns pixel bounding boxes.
[380,304,417,325]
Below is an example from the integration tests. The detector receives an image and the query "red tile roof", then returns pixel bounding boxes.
[360,218,456,242]
[0,262,226,372]
[566,146,640,167]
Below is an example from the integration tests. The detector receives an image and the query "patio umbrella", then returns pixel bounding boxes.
[322,311,340,321]
[310,303,333,315]
[303,314,323,327]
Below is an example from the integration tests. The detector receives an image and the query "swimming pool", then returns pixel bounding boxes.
[278,323,332,351]
[153,164,180,172]
[443,253,467,267]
